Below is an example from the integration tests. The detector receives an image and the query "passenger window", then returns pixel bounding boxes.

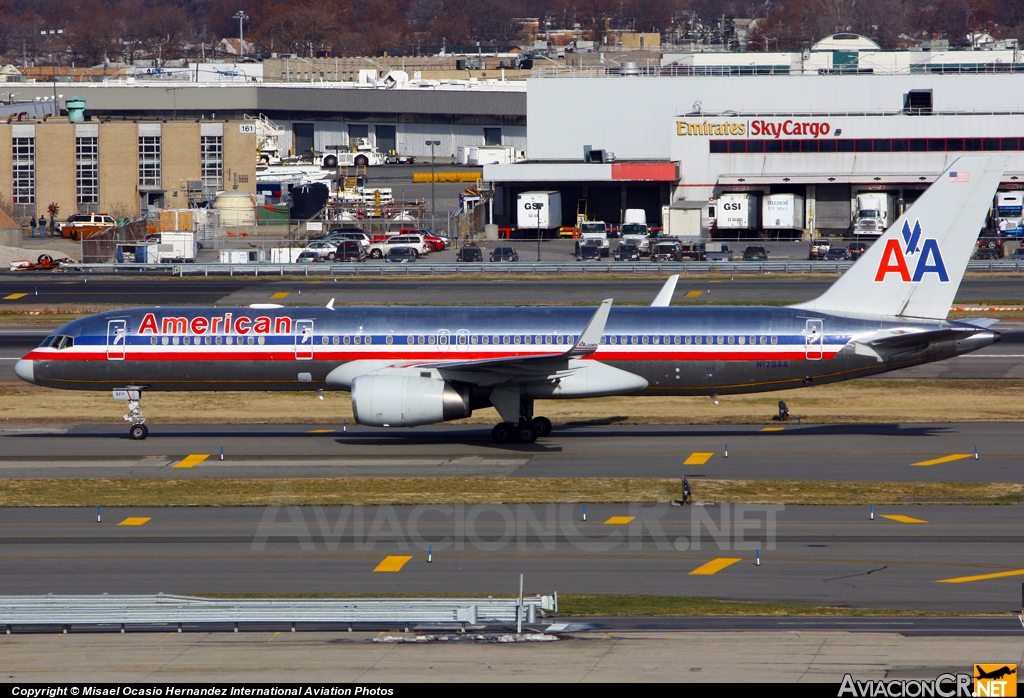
[503,335,510,344]
[150,336,157,345]
[759,336,767,345]
[514,335,521,344]
[172,336,179,345]
[738,336,746,345]
[215,336,223,345]
[161,336,169,345]
[248,336,255,345]
[439,334,448,345]
[258,336,265,345]
[717,336,724,345]
[470,335,478,344]
[557,335,564,344]
[684,336,691,345]
[728,336,735,344]
[771,336,778,345]
[525,335,532,344]
[545,336,553,344]
[642,336,649,344]
[386,335,394,344]
[344,336,351,344]
[428,335,436,344]
[482,335,489,345]
[695,336,702,345]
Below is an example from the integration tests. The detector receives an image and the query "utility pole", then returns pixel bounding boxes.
[233,11,249,59]
[425,139,440,231]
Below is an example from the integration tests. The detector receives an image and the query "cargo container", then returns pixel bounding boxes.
[716,193,759,232]
[516,191,562,238]
[762,194,805,232]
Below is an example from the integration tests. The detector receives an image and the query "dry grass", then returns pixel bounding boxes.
[0,477,1019,507]
[3,379,1024,425]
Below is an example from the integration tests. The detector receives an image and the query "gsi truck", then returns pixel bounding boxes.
[994,191,1024,237]
[852,192,896,236]
[716,193,759,235]
[516,191,563,238]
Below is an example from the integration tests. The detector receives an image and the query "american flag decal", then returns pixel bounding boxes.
[949,171,970,182]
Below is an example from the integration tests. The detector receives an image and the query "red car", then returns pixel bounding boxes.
[400,228,446,251]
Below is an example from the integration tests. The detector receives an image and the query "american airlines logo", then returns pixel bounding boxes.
[873,219,949,283]
[138,312,293,335]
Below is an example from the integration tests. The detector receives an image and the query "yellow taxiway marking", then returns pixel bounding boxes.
[157,632,176,644]
[690,558,742,575]
[684,452,714,465]
[3,293,28,300]
[172,454,210,469]
[881,514,927,524]
[307,429,335,434]
[118,517,151,526]
[912,454,973,467]
[938,569,1024,584]
[270,292,290,299]
[373,556,413,572]
[761,427,785,432]
[604,516,635,525]
[685,291,702,298]
[268,631,281,642]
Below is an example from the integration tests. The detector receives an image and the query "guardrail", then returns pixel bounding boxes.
[0,593,557,633]
[49,260,1024,276]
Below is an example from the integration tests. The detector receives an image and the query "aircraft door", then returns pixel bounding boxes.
[804,318,823,360]
[455,329,469,353]
[106,319,127,361]
[295,320,314,360]
[438,329,450,353]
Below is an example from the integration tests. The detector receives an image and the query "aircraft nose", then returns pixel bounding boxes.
[14,359,34,384]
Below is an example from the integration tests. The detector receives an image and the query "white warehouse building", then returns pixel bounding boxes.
[485,71,1024,237]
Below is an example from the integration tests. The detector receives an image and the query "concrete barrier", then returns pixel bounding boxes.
[0,228,22,247]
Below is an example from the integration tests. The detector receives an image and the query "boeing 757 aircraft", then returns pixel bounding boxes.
[15,157,1004,443]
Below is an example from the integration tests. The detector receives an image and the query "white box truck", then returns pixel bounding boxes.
[271,247,306,264]
[994,191,1024,237]
[762,194,805,232]
[716,193,759,233]
[517,191,562,238]
[661,204,702,239]
[852,192,896,236]
[156,231,196,263]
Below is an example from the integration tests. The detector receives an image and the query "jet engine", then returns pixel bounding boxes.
[351,374,471,427]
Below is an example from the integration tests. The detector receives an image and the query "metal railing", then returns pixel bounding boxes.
[0,593,557,632]
[52,259,1024,276]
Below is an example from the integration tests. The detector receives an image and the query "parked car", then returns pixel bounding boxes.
[651,241,682,262]
[1012,247,1024,260]
[613,243,641,261]
[847,241,869,260]
[329,240,366,262]
[973,247,998,260]
[386,246,417,263]
[295,251,320,263]
[489,246,519,263]
[61,212,117,241]
[742,245,769,261]
[977,236,1005,258]
[824,247,849,261]
[319,226,365,241]
[577,244,601,261]
[400,228,448,250]
[808,239,831,260]
[367,234,430,259]
[329,231,372,250]
[456,247,483,262]
[304,240,337,260]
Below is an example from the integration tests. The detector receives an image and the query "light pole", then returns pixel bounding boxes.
[233,11,249,59]
[425,139,439,231]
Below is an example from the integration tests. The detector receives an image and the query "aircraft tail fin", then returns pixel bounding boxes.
[793,156,1004,320]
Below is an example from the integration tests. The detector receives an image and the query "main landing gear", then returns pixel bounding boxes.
[491,398,552,444]
[121,389,148,440]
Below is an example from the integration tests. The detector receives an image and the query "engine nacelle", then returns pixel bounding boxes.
[351,374,471,427]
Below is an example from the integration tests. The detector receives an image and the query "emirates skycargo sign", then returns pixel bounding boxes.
[676,119,832,138]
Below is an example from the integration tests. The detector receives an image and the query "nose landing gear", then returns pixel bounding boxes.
[118,388,149,440]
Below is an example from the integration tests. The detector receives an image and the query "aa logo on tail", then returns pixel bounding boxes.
[874,219,949,283]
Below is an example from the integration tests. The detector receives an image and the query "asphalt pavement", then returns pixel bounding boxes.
[1,504,1021,611]
[1,422,1022,482]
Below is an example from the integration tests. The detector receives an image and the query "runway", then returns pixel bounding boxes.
[1,505,1021,611]
[1,422,1022,482]
[4,275,1024,306]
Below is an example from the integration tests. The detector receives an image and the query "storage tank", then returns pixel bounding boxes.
[289,183,330,220]
[213,191,257,226]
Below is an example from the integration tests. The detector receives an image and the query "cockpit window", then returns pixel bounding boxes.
[46,335,75,350]
[38,336,55,348]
